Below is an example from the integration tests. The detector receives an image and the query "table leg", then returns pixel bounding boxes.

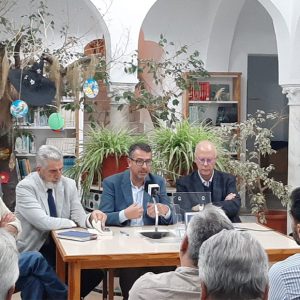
[68,262,81,300]
[56,246,66,282]
[108,269,115,300]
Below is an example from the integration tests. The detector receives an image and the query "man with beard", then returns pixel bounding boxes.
[268,187,300,299]
[15,145,107,298]
[100,142,173,299]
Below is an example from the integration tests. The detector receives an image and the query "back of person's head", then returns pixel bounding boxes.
[186,204,234,266]
[198,229,269,300]
[36,145,63,168]
[0,229,19,300]
[290,187,300,223]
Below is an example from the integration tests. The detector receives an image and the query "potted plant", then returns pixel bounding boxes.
[66,126,143,197]
[150,120,226,185]
[219,110,290,233]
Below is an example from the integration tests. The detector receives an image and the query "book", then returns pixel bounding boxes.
[57,230,98,242]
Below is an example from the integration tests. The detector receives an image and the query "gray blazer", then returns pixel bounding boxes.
[15,172,89,252]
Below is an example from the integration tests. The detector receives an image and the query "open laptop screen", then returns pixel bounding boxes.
[173,192,212,214]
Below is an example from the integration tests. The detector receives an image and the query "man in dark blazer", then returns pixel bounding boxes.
[100,143,173,226]
[100,142,174,299]
[176,140,241,223]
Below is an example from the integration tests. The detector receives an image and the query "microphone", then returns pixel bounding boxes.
[140,181,169,239]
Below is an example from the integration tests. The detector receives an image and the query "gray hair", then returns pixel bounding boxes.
[198,229,269,300]
[186,204,234,266]
[0,229,19,300]
[36,145,63,168]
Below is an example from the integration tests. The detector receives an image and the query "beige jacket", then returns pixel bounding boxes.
[0,197,22,236]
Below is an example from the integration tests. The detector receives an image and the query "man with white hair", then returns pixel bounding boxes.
[0,228,19,300]
[15,144,107,298]
[129,204,234,300]
[198,229,269,300]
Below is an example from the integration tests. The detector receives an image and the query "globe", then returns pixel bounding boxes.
[83,78,99,98]
[10,100,29,118]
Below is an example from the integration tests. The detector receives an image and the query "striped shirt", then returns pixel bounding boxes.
[269,253,300,299]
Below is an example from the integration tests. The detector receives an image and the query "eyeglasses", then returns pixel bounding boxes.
[196,157,216,165]
[129,158,152,166]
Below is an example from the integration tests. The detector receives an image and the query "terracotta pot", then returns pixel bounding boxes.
[258,209,287,234]
[101,155,128,179]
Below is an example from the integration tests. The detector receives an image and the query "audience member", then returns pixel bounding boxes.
[0,228,19,300]
[15,145,106,298]
[1,196,67,300]
[198,229,269,300]
[129,204,234,300]
[176,140,241,222]
[100,142,173,299]
[268,187,300,299]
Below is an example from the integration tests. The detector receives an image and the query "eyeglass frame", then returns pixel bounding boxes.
[129,157,153,166]
[195,157,216,165]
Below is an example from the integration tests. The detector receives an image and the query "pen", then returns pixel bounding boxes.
[120,230,129,236]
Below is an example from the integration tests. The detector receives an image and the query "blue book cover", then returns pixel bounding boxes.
[57,230,97,241]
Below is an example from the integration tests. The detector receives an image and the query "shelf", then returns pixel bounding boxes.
[189,101,238,104]
[15,153,36,157]
[17,125,76,130]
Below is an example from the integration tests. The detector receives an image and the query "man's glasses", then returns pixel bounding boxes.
[129,158,152,166]
[196,157,216,165]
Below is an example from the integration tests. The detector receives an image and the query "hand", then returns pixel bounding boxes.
[147,203,169,218]
[124,203,144,220]
[90,210,107,228]
[225,193,236,201]
[0,212,16,228]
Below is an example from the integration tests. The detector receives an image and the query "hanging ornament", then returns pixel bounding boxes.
[10,100,28,118]
[48,112,64,130]
[0,171,10,184]
[83,78,99,98]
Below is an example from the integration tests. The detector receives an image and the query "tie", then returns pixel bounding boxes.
[47,189,57,217]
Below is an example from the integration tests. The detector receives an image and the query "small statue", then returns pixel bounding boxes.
[214,87,225,101]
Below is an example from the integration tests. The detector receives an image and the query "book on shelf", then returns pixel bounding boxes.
[189,82,210,101]
[57,230,98,242]
[16,158,32,179]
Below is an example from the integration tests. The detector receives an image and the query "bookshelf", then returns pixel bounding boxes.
[14,98,83,178]
[183,72,241,126]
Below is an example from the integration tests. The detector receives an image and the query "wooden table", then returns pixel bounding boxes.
[52,223,300,300]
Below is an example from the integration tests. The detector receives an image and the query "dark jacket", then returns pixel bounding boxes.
[176,170,241,222]
[100,170,173,226]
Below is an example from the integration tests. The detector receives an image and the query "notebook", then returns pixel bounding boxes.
[57,230,98,242]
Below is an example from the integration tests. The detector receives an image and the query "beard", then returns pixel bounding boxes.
[292,227,300,245]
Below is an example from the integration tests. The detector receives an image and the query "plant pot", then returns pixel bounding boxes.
[101,155,128,179]
[257,209,287,235]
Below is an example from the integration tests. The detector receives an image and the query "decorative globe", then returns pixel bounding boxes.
[83,78,99,98]
[10,100,28,118]
[48,112,65,130]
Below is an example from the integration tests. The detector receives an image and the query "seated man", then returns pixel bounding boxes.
[15,145,107,298]
[268,187,300,299]
[0,228,19,300]
[198,229,269,300]
[100,142,173,299]
[129,204,234,300]
[176,140,241,222]
[0,197,67,300]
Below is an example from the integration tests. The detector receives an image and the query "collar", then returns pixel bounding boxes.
[130,179,145,191]
[36,172,58,192]
[198,170,214,184]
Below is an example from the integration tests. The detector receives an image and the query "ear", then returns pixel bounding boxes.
[262,284,269,300]
[180,234,189,253]
[200,282,208,300]
[296,223,300,239]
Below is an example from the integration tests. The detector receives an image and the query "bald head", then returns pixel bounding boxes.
[194,140,217,181]
[195,141,217,157]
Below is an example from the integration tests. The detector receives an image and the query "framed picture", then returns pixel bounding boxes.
[210,84,230,101]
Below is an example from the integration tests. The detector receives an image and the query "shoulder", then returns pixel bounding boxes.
[61,176,76,187]
[17,172,39,188]
[103,170,129,183]
[131,271,169,290]
[214,169,235,180]
[269,254,300,276]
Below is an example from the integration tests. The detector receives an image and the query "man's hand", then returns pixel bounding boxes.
[225,193,236,201]
[147,203,169,218]
[90,210,107,227]
[0,212,15,228]
[124,203,144,220]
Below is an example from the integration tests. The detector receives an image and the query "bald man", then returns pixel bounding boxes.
[176,140,241,222]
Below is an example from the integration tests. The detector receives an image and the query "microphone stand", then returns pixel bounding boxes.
[153,195,159,232]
